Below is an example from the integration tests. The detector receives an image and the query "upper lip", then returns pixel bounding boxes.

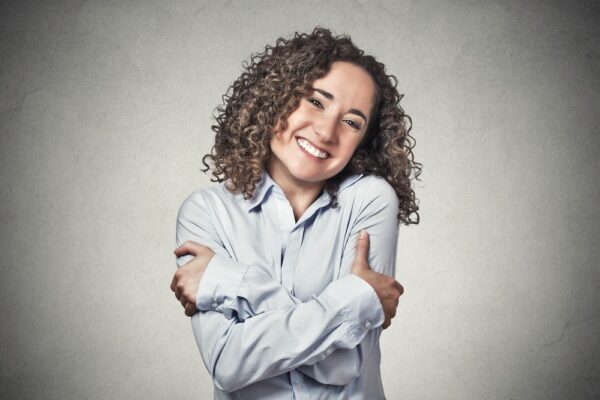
[296,136,332,156]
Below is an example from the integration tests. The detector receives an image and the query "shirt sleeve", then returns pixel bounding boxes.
[175,179,399,391]
[178,260,382,393]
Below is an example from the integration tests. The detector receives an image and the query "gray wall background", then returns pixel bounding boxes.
[1,1,598,399]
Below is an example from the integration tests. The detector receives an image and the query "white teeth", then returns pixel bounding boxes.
[297,138,329,159]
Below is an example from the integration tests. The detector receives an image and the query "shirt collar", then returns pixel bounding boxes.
[246,169,364,212]
[245,169,277,212]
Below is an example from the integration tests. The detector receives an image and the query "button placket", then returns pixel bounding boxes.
[281,227,303,293]
[272,188,296,291]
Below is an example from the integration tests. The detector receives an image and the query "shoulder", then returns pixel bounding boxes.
[178,183,241,218]
[335,174,399,227]
[346,175,399,209]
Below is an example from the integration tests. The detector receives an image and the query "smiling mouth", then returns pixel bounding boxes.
[295,137,331,159]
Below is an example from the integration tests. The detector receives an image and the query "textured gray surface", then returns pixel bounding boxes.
[1,1,599,399]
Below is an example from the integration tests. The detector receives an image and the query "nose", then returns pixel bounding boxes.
[312,112,337,143]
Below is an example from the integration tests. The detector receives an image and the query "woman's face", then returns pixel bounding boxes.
[267,61,376,191]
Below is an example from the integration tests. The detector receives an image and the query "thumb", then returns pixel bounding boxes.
[352,230,370,270]
[174,241,200,257]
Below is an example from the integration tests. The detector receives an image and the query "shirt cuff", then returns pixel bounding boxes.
[196,253,250,315]
[321,274,385,336]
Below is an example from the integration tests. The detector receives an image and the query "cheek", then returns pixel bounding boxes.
[268,136,282,155]
[342,138,363,157]
[270,134,293,156]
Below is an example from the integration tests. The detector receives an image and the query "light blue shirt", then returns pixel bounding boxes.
[175,169,400,399]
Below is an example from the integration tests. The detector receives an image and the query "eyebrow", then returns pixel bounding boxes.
[312,88,369,125]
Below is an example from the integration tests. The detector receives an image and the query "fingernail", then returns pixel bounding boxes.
[359,230,366,239]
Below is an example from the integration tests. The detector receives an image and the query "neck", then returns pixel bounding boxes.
[266,157,325,210]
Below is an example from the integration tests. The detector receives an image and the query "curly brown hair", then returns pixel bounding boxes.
[201,26,421,225]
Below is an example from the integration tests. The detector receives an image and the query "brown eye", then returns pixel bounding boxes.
[307,98,324,109]
[344,119,361,130]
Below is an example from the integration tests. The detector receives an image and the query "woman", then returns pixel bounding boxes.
[170,27,421,399]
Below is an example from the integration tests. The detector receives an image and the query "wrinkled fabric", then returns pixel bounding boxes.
[175,169,400,399]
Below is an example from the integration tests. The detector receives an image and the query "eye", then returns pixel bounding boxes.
[307,97,324,109]
[344,119,362,130]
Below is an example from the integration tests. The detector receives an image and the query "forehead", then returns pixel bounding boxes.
[311,61,376,115]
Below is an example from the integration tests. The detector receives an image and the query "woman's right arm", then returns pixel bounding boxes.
[177,240,383,393]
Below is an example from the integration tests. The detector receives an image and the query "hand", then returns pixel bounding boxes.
[350,230,404,329]
[170,241,215,317]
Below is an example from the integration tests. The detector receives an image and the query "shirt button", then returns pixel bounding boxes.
[211,302,218,309]
[364,320,372,329]
[326,348,333,356]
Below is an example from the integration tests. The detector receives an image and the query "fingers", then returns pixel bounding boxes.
[391,281,402,315]
[383,305,396,329]
[382,280,403,330]
[383,319,391,329]
[171,273,195,314]
[395,281,404,296]
[174,283,193,309]
[171,271,182,299]
[184,302,197,317]
[171,249,206,316]
[171,272,184,302]
[174,240,204,257]
[175,280,196,306]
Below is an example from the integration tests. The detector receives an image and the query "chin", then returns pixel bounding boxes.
[292,173,325,183]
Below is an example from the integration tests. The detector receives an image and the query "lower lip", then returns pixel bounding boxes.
[296,138,329,161]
